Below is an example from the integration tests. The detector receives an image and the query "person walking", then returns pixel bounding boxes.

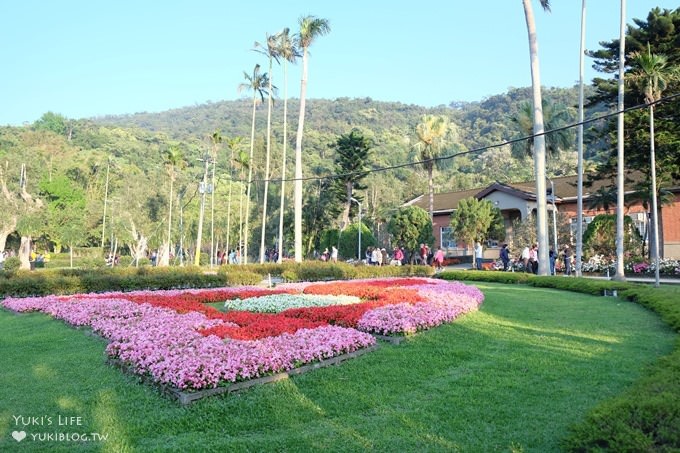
[500,244,510,271]
[434,247,445,272]
[529,244,539,274]
[521,245,530,272]
[475,241,483,270]
[563,246,572,276]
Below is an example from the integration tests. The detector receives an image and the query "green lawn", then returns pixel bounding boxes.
[0,282,675,452]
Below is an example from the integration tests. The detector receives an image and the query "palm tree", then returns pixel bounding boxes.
[293,15,330,262]
[614,0,626,281]
[238,64,269,264]
[276,28,300,263]
[160,145,184,266]
[413,115,450,220]
[209,130,221,268]
[522,0,551,275]
[224,136,243,257]
[254,33,280,264]
[233,148,250,264]
[510,100,573,162]
[587,185,617,213]
[576,0,587,277]
[627,45,679,287]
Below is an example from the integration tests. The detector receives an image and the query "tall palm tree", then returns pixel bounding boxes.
[254,33,280,264]
[209,130,221,268]
[238,64,269,264]
[576,0,587,277]
[413,115,450,220]
[522,0,551,275]
[276,28,300,263]
[293,15,330,262]
[627,45,679,287]
[224,136,243,257]
[614,0,627,281]
[160,145,184,266]
[233,148,250,264]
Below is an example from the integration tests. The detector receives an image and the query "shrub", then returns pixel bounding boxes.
[1,257,21,275]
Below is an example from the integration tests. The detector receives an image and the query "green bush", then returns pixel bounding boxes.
[1,256,21,275]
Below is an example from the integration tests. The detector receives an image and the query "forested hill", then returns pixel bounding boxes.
[92,85,601,191]
[0,84,605,259]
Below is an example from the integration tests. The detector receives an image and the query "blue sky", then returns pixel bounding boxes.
[1,1,676,125]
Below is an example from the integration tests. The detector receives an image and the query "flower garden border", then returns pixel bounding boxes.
[372,333,411,345]
[109,344,380,405]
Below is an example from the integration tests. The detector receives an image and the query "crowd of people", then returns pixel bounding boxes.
[499,243,575,275]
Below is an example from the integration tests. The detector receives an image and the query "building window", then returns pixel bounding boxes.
[440,227,457,249]
[631,212,647,239]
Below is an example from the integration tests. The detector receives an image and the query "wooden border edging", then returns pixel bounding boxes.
[372,334,409,345]
[127,343,380,405]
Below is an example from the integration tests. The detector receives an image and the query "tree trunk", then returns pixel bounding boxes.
[575,0,587,277]
[341,182,352,229]
[613,0,627,281]
[523,0,549,275]
[278,60,290,264]
[428,164,434,220]
[19,236,31,270]
[649,105,660,287]
[260,57,274,264]
[244,98,257,265]
[294,48,309,262]
[159,174,174,267]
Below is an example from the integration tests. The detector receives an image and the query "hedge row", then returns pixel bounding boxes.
[0,266,262,297]
[0,262,435,297]
[439,270,680,452]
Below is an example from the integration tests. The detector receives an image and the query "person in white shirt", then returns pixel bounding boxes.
[475,242,483,270]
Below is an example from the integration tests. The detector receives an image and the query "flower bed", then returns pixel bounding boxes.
[1,278,483,395]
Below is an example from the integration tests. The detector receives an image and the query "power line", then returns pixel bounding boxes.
[236,92,680,184]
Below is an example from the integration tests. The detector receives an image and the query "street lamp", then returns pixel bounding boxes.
[195,153,212,266]
[350,197,362,261]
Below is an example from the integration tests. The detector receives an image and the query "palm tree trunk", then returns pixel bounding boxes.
[161,173,174,267]
[575,0,587,277]
[260,60,274,264]
[277,61,290,263]
[523,0,549,275]
[428,164,434,220]
[210,159,216,268]
[244,98,257,265]
[649,105,660,287]
[226,158,234,257]
[614,0,627,281]
[294,48,309,262]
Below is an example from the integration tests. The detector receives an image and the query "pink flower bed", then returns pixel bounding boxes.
[1,278,483,390]
[2,294,374,390]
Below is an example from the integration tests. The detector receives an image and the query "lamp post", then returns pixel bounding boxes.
[350,197,362,261]
[549,179,558,254]
[195,153,212,266]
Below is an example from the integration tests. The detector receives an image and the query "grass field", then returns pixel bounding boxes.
[0,282,675,452]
